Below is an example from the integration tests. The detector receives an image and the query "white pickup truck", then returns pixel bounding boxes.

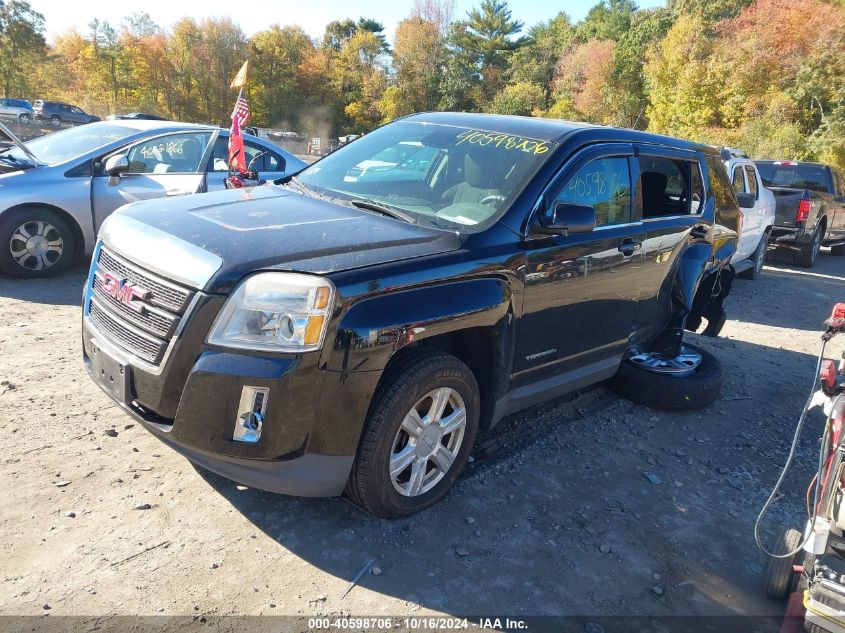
[722,148,776,279]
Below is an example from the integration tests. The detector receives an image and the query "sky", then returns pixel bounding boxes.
[28,0,666,44]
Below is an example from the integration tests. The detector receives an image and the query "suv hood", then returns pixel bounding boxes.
[101,184,462,293]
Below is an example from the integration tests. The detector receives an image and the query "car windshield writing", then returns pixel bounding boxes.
[1,124,137,165]
[294,121,557,233]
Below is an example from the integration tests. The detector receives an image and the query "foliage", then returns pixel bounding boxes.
[6,0,845,169]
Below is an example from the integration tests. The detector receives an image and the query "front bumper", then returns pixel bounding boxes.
[82,316,379,497]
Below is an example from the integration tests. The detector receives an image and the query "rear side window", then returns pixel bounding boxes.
[639,156,700,218]
[555,156,632,227]
[756,163,831,192]
[705,155,737,211]
[744,166,758,197]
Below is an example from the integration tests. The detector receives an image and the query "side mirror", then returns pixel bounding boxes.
[736,192,755,209]
[104,154,129,180]
[537,202,596,235]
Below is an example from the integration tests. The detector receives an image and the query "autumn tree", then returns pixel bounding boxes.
[549,38,617,123]
[507,12,574,107]
[644,14,722,140]
[0,0,45,97]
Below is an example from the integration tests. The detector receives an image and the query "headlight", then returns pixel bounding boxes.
[207,273,334,352]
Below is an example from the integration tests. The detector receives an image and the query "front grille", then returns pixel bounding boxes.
[87,246,195,366]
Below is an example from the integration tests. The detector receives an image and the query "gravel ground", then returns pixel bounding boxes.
[0,246,843,626]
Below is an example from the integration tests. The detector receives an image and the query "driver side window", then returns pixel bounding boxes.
[555,157,632,227]
[125,133,210,174]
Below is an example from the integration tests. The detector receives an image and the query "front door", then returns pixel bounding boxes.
[515,145,645,388]
[91,130,218,232]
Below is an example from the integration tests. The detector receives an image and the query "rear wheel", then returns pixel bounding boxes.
[49,114,62,127]
[764,526,803,600]
[0,208,75,278]
[793,226,822,268]
[18,113,31,125]
[607,343,723,410]
[345,349,480,518]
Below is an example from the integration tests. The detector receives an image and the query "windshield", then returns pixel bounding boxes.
[0,123,139,165]
[756,162,831,192]
[293,121,557,232]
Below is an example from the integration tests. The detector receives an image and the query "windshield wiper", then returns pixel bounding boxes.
[348,199,417,224]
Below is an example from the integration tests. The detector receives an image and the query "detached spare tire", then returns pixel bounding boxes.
[607,343,723,410]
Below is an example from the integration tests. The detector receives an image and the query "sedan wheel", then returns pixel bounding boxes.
[19,113,31,125]
[50,115,62,127]
[390,387,467,497]
[0,209,75,278]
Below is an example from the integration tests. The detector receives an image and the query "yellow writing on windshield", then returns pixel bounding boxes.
[455,129,551,155]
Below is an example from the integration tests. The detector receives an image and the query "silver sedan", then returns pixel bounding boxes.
[0,120,306,277]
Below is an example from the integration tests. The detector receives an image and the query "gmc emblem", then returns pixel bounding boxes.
[101,271,150,313]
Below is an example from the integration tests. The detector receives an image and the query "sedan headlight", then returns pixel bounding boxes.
[207,273,335,352]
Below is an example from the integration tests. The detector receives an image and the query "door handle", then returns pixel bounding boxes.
[617,238,642,257]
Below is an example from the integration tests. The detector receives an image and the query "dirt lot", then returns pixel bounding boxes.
[0,247,843,628]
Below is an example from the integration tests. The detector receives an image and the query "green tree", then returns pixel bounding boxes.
[575,0,637,42]
[605,7,674,127]
[0,0,45,97]
[451,0,524,99]
[507,12,574,106]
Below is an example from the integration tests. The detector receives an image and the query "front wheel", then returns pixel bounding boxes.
[764,526,803,600]
[18,113,31,125]
[0,208,76,278]
[49,114,62,128]
[345,349,480,518]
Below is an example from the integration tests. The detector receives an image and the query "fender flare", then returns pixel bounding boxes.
[325,277,513,373]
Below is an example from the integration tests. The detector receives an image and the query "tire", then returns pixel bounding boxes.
[831,244,845,256]
[764,526,802,600]
[793,226,822,268]
[607,343,723,410]
[18,113,31,125]
[739,234,768,280]
[0,207,76,278]
[345,349,480,518]
[50,114,62,127]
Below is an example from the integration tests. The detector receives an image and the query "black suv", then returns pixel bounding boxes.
[82,113,742,517]
[33,100,100,126]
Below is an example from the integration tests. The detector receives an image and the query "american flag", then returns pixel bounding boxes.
[227,88,249,173]
[231,89,250,127]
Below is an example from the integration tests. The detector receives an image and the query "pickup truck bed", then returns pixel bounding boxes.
[756,161,845,267]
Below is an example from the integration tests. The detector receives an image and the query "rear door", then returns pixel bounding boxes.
[515,143,646,388]
[91,130,218,232]
[634,146,711,342]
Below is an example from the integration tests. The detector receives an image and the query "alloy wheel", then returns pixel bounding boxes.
[627,345,703,378]
[9,220,64,271]
[389,387,467,497]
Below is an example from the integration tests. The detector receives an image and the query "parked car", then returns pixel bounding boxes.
[81,112,741,517]
[756,160,845,267]
[33,100,100,127]
[0,120,306,277]
[107,113,169,121]
[0,98,34,125]
[721,148,776,279]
